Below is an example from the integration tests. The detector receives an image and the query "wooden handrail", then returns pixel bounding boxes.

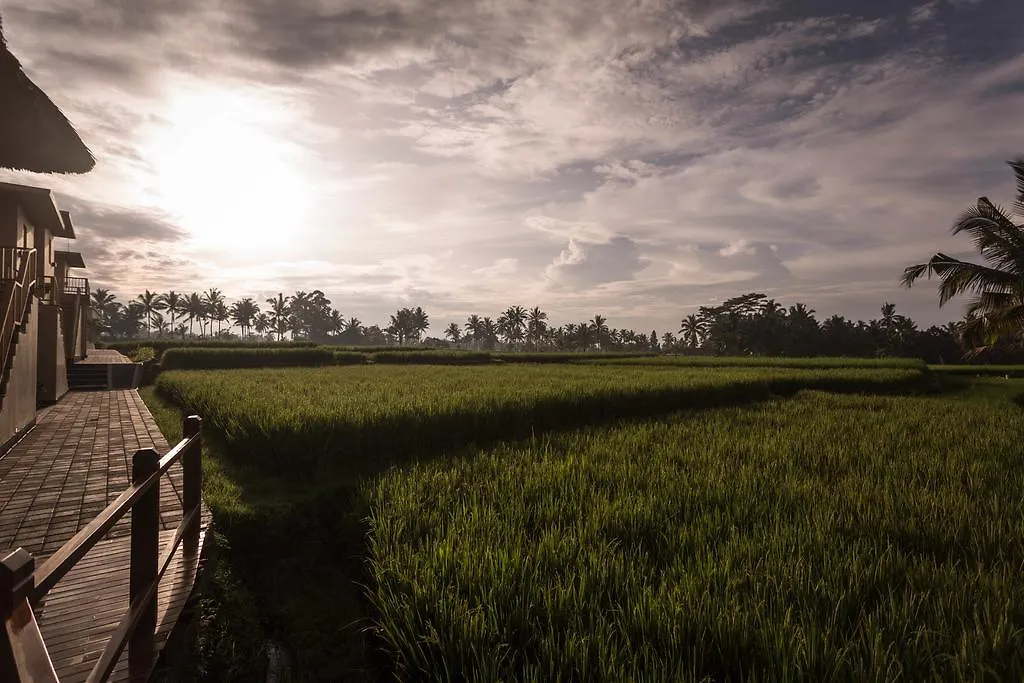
[0,248,36,400]
[2,414,204,683]
[32,429,199,598]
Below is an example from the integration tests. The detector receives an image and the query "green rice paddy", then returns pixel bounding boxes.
[146,360,1024,681]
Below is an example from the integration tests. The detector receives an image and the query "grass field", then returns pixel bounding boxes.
[155,365,924,476]
[144,361,1024,681]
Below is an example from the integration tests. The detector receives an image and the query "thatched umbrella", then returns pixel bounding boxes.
[0,14,94,173]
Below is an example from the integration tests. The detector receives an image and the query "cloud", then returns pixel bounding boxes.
[472,258,519,277]
[1,0,1022,332]
[545,236,648,289]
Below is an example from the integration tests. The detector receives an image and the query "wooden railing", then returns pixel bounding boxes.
[62,277,88,297]
[1,415,203,683]
[0,248,37,401]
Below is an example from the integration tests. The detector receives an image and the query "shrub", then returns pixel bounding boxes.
[160,347,335,370]
[370,350,493,364]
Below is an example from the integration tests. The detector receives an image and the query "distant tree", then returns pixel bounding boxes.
[253,312,270,339]
[679,314,707,349]
[444,322,462,344]
[90,288,118,336]
[203,288,225,334]
[184,292,206,337]
[230,298,260,338]
[464,314,484,347]
[164,291,183,332]
[590,315,609,349]
[527,307,549,347]
[266,293,292,341]
[411,306,430,342]
[135,290,165,338]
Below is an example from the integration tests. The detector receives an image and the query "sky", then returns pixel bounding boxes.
[1,0,1022,334]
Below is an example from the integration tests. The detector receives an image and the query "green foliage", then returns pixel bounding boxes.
[128,346,157,363]
[494,351,657,363]
[366,381,1024,680]
[370,350,493,364]
[99,339,319,355]
[928,364,1024,377]
[577,355,927,369]
[160,347,335,370]
[156,365,924,477]
[148,365,1024,680]
[332,350,369,365]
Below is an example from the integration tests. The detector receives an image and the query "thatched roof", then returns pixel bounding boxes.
[0,15,95,174]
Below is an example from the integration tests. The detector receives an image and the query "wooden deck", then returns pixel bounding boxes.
[0,390,208,682]
[75,349,134,365]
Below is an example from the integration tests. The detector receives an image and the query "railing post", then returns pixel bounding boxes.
[1,548,35,682]
[129,448,160,683]
[182,415,203,554]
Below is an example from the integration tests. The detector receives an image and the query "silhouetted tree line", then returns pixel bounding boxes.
[90,287,1021,363]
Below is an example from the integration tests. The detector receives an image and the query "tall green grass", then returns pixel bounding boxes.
[156,365,925,476]
[366,381,1024,680]
[160,347,336,370]
[577,355,927,369]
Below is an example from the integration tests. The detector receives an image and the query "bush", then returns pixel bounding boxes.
[370,350,493,364]
[128,346,157,363]
[160,347,336,370]
[333,351,369,365]
[99,339,319,355]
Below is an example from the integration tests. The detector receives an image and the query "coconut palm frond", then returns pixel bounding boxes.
[909,253,1019,305]
[1011,157,1024,216]
[952,198,1024,272]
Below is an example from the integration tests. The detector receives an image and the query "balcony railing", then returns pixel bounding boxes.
[0,247,33,281]
[64,276,89,296]
[39,275,58,305]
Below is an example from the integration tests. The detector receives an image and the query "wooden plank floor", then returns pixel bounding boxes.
[35,526,208,682]
[0,388,208,682]
[0,391,184,555]
[75,349,135,365]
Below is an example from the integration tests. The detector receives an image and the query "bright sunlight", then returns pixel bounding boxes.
[145,81,314,253]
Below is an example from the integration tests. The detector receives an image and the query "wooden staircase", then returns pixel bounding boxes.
[67,363,108,391]
[0,248,37,409]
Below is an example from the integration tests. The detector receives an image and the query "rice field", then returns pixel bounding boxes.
[155,364,923,476]
[147,362,1024,681]
[366,383,1024,680]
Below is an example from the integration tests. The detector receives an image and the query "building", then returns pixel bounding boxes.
[0,13,94,450]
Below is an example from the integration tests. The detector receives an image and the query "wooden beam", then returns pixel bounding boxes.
[129,448,159,683]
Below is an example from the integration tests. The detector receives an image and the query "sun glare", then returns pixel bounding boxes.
[146,83,314,253]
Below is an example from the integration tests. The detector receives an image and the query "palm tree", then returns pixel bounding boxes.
[151,311,168,337]
[464,314,483,346]
[590,314,609,350]
[253,312,270,339]
[480,317,499,350]
[678,314,708,349]
[90,288,118,336]
[526,306,548,347]
[903,158,1024,348]
[203,288,225,335]
[501,305,528,348]
[135,290,165,338]
[444,322,462,344]
[164,291,183,332]
[266,293,291,341]
[230,297,260,338]
[411,306,430,342]
[184,292,205,337]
